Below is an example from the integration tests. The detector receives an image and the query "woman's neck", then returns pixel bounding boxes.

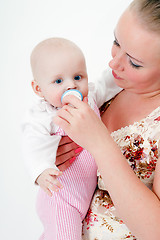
[124,89,160,102]
[101,89,160,133]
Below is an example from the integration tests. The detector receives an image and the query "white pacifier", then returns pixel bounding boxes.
[61,89,83,103]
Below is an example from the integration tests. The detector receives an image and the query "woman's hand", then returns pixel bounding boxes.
[53,96,107,154]
[55,136,83,171]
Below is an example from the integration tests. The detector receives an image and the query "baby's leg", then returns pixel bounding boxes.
[36,188,82,240]
[56,201,82,240]
[37,189,57,240]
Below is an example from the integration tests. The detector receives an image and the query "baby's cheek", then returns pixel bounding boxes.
[82,88,88,98]
[49,92,63,108]
[79,86,88,99]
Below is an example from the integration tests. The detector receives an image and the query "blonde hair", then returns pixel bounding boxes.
[130,0,160,34]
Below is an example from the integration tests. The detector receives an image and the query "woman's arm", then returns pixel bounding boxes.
[53,95,160,240]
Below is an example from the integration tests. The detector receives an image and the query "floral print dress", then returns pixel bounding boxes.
[82,102,160,240]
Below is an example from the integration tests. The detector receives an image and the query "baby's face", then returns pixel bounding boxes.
[34,46,88,108]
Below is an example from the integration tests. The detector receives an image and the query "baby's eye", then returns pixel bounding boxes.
[74,75,81,81]
[55,79,63,84]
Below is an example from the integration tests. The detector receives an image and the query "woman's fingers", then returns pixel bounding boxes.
[56,148,75,165]
[54,103,78,127]
[62,95,86,108]
[54,96,104,152]
[57,158,73,171]
[56,138,78,157]
[58,136,73,146]
[55,135,83,171]
[57,151,84,171]
[54,97,88,129]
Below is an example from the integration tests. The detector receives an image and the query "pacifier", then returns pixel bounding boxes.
[61,89,83,103]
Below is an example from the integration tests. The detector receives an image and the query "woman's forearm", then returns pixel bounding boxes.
[92,132,160,240]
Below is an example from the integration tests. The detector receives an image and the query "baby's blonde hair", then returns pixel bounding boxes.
[129,0,160,34]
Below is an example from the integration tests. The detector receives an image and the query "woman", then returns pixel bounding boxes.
[54,0,160,239]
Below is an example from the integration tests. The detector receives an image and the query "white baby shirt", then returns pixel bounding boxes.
[22,69,122,183]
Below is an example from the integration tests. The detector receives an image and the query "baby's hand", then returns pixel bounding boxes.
[36,168,63,197]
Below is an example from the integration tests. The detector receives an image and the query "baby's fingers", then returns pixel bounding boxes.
[47,172,63,191]
[49,169,63,176]
[43,187,53,197]
[48,181,63,192]
[41,180,63,197]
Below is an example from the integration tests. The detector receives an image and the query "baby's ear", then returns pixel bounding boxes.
[31,80,43,97]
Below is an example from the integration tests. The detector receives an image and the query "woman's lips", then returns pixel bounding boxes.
[112,70,122,80]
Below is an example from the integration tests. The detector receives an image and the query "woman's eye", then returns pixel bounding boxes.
[55,79,63,84]
[129,60,142,69]
[113,39,120,47]
[74,75,81,81]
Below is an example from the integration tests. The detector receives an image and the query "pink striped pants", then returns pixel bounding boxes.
[37,189,83,240]
[36,149,97,240]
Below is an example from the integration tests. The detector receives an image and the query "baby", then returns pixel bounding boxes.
[22,37,121,240]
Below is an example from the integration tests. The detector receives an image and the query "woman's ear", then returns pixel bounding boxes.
[31,80,43,98]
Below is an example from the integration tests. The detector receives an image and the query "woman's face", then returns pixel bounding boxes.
[109,9,160,96]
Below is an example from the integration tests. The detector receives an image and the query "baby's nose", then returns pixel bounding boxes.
[67,79,77,90]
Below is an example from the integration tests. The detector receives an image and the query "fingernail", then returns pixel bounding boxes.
[69,156,76,164]
[75,147,83,154]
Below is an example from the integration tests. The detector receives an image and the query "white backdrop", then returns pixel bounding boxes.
[0,0,132,239]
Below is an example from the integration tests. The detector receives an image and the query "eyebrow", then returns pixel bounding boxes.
[114,33,144,64]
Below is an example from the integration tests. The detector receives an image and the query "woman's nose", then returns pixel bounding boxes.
[109,53,124,71]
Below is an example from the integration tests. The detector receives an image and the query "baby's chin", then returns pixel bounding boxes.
[47,100,62,109]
